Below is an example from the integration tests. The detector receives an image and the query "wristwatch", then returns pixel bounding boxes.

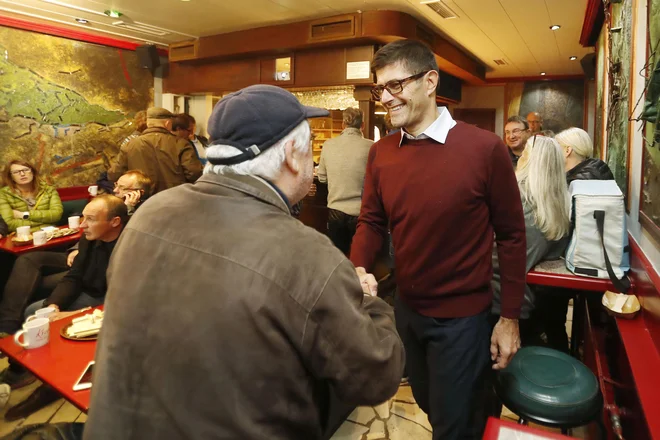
[22,212,29,220]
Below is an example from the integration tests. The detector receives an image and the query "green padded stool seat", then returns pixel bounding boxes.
[495,346,603,429]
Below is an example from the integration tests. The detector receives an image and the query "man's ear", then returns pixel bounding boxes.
[426,70,439,98]
[283,140,299,174]
[110,216,121,228]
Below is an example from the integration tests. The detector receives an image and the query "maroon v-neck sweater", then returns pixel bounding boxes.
[350,122,526,319]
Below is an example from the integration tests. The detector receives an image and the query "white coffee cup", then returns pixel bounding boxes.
[88,185,98,196]
[68,216,80,229]
[26,306,57,322]
[33,230,47,246]
[14,318,50,349]
[16,226,31,240]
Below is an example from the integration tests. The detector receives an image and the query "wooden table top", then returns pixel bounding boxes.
[0,307,101,413]
[527,259,629,292]
[0,226,82,256]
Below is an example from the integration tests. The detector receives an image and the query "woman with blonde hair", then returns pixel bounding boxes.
[0,160,63,232]
[555,127,613,184]
[491,135,570,343]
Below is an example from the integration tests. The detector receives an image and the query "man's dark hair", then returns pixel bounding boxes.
[172,114,195,131]
[96,194,129,226]
[506,115,530,131]
[371,39,439,76]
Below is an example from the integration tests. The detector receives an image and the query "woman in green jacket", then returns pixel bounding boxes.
[0,160,63,232]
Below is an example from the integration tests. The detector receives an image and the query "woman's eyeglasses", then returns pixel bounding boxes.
[10,168,32,176]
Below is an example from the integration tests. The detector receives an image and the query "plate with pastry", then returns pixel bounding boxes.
[601,290,641,319]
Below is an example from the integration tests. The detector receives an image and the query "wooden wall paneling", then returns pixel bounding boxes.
[164,58,261,94]
[294,48,347,87]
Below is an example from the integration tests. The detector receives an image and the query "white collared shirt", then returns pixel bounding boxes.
[398,106,457,147]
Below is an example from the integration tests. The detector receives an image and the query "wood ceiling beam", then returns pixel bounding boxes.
[169,10,486,85]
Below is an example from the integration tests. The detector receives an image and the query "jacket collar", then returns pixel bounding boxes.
[141,127,173,136]
[341,127,363,137]
[195,173,291,215]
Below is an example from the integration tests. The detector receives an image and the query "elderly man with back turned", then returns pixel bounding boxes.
[317,107,373,254]
[108,107,202,193]
[84,85,405,440]
[351,39,526,440]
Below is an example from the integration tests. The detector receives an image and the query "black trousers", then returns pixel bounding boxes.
[327,209,358,256]
[0,251,69,334]
[395,296,491,440]
[533,286,573,354]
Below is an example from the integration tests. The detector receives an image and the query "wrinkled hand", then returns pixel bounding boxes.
[123,190,141,208]
[67,250,79,267]
[491,317,521,370]
[355,267,378,296]
[12,210,23,219]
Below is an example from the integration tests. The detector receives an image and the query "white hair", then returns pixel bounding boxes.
[204,121,311,181]
[555,127,593,160]
[515,135,570,241]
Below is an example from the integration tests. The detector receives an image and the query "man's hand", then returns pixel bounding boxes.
[12,210,23,219]
[355,267,378,296]
[123,190,142,208]
[490,317,521,370]
[67,250,79,267]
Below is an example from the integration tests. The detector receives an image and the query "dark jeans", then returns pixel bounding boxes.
[533,286,573,353]
[0,251,69,334]
[327,209,358,255]
[395,296,491,440]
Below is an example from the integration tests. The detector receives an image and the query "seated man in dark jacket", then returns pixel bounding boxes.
[0,195,128,421]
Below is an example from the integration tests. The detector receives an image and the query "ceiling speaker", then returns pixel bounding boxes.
[136,45,160,72]
[581,53,596,80]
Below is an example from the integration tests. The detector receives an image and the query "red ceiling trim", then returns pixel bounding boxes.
[0,14,168,56]
[486,74,585,84]
[580,0,605,47]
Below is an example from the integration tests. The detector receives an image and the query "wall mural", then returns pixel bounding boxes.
[606,0,633,200]
[505,80,585,134]
[0,26,153,188]
[595,26,608,160]
[641,0,660,232]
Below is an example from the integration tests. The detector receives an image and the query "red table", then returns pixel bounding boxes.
[0,308,100,412]
[0,226,82,256]
[527,259,631,292]
[482,417,576,439]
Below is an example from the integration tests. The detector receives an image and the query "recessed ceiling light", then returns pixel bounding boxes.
[569,56,578,61]
[104,10,122,18]
[549,25,560,31]
[75,18,89,24]
[540,72,547,76]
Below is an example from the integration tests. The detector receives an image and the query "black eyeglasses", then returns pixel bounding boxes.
[371,71,430,101]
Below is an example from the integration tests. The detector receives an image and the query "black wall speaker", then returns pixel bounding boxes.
[136,45,160,71]
[581,53,596,80]
[436,71,462,103]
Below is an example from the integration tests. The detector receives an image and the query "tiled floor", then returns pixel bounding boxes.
[2,304,579,438]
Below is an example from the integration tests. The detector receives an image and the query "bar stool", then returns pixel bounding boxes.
[494,346,604,435]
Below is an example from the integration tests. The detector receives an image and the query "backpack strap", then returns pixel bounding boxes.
[594,210,631,293]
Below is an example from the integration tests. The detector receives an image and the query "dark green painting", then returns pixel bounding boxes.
[641,0,660,231]
[606,0,633,199]
[0,26,153,188]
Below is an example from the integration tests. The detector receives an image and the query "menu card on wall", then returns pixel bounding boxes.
[346,61,371,80]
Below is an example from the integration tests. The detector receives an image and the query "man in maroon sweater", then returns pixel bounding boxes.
[350,39,527,439]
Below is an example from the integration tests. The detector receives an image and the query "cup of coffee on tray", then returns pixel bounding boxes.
[14,318,50,349]
[33,230,48,246]
[68,215,80,229]
[88,185,98,196]
[16,226,31,240]
[26,306,57,322]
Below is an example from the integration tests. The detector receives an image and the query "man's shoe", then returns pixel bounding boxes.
[4,385,59,421]
[0,367,36,390]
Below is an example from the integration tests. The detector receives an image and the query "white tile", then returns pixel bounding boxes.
[373,401,390,419]
[346,406,376,426]
[50,400,83,424]
[392,385,416,404]
[386,413,432,440]
[330,420,370,439]
[390,401,432,431]
[365,420,386,439]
